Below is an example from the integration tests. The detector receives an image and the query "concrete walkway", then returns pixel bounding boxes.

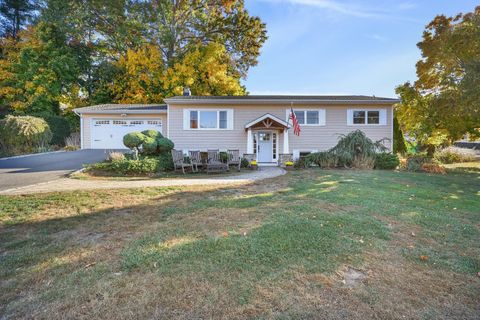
[0,167,286,195]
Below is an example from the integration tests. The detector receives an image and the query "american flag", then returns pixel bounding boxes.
[289,107,301,136]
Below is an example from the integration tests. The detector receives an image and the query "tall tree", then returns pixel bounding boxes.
[0,0,36,38]
[396,6,480,148]
[0,22,81,116]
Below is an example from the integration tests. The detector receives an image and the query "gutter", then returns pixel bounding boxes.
[164,98,400,105]
[72,109,168,115]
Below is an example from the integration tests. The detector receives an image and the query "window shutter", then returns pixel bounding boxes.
[183,109,190,130]
[227,109,234,130]
[347,109,353,125]
[380,109,387,125]
[319,109,326,125]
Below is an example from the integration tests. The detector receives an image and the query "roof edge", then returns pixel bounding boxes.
[164,98,399,105]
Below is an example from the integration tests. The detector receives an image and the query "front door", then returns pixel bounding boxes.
[257,132,273,162]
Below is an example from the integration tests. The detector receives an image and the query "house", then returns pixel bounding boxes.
[73,95,399,165]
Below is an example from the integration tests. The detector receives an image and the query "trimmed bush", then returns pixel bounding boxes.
[123,132,146,150]
[142,129,163,139]
[45,115,71,146]
[158,152,174,171]
[142,137,158,154]
[0,115,52,154]
[156,137,174,153]
[433,147,477,164]
[374,153,400,170]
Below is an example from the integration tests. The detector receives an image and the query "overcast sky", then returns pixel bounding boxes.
[243,0,478,97]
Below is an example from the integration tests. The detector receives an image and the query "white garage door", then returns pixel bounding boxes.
[91,119,163,149]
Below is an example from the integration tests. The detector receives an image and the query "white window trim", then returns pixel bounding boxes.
[347,108,387,126]
[183,108,234,130]
[285,108,326,126]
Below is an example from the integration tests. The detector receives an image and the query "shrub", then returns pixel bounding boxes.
[157,152,174,171]
[142,129,163,139]
[45,115,71,146]
[393,116,407,154]
[374,153,400,170]
[433,147,477,164]
[421,163,446,174]
[219,151,228,163]
[305,151,338,168]
[241,158,250,168]
[156,137,174,153]
[107,151,125,162]
[331,130,387,169]
[88,157,160,175]
[0,115,52,154]
[142,137,158,154]
[123,132,146,150]
[406,155,430,172]
[65,132,80,149]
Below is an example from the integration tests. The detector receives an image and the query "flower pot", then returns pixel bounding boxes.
[251,164,258,170]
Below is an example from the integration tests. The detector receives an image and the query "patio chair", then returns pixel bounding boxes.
[227,149,241,172]
[171,149,193,174]
[206,149,228,173]
[188,150,203,172]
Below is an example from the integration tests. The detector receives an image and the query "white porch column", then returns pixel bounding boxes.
[283,128,289,153]
[247,128,253,153]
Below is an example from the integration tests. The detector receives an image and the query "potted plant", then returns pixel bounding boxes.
[284,161,294,170]
[250,160,258,170]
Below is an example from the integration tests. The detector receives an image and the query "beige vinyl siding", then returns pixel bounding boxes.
[169,104,288,155]
[81,113,167,149]
[289,106,393,154]
[168,103,393,156]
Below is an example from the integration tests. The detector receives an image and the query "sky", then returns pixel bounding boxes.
[243,0,478,98]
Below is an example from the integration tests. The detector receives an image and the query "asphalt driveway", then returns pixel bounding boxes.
[0,149,111,192]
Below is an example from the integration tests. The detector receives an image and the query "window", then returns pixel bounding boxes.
[290,110,324,125]
[367,111,380,124]
[95,120,109,125]
[199,111,216,128]
[306,111,319,124]
[147,120,162,126]
[190,111,198,129]
[113,120,127,125]
[294,111,305,124]
[219,111,227,129]
[349,109,385,125]
[353,111,366,124]
[186,110,231,130]
[253,133,257,154]
[130,120,144,125]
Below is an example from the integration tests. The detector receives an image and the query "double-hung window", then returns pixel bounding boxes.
[289,109,325,126]
[348,109,386,125]
[185,110,231,130]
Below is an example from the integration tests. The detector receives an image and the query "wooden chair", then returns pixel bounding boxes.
[227,149,241,172]
[188,150,203,172]
[171,149,193,174]
[206,149,228,173]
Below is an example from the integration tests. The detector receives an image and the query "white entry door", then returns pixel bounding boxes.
[257,132,273,162]
[91,119,162,149]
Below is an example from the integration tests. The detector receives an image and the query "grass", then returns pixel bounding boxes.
[0,168,479,319]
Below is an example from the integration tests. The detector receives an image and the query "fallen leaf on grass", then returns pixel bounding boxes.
[84,262,96,269]
[420,255,429,261]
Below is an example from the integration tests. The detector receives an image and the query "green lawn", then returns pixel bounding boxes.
[0,168,479,319]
